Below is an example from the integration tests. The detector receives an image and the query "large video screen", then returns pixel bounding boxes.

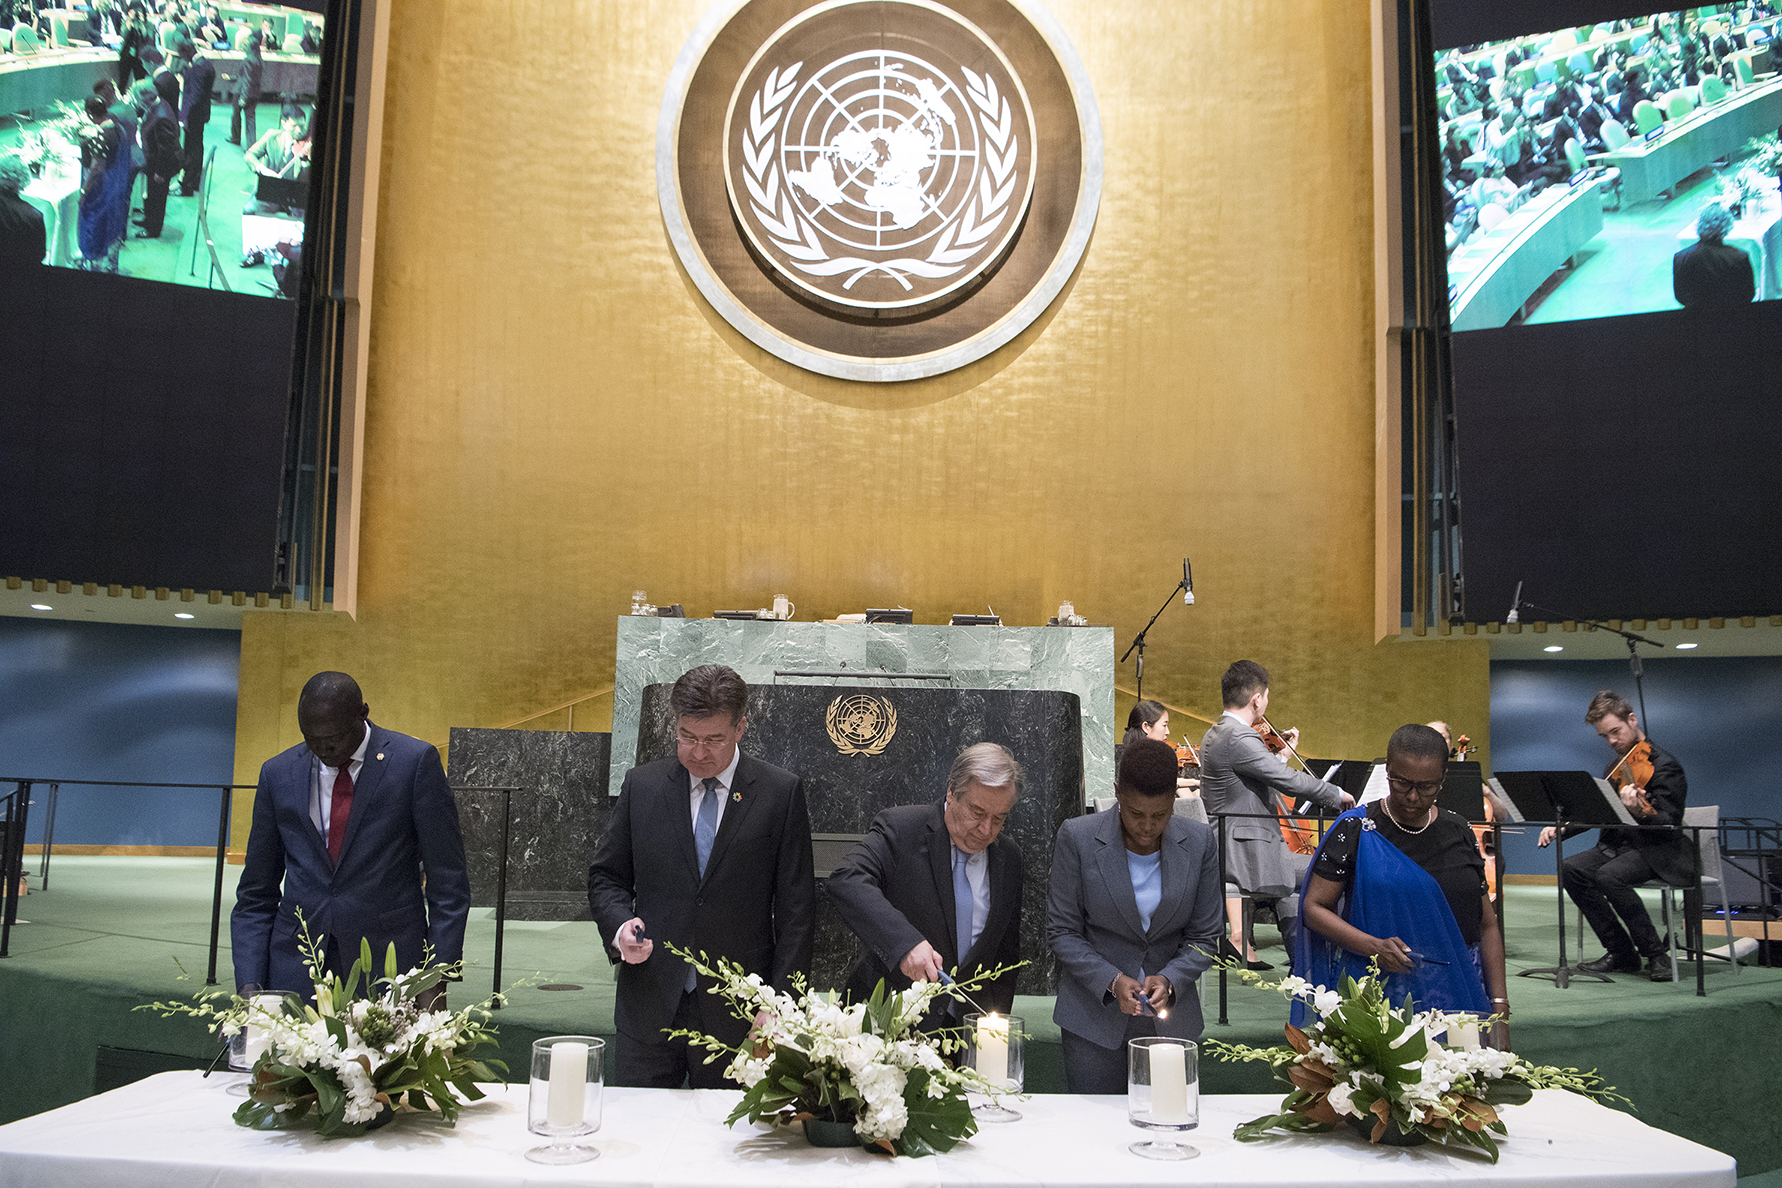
[1436,5,1782,329]
[1,1,324,298]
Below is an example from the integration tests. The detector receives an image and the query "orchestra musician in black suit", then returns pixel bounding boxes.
[587,664,815,1088]
[1539,691,1693,981]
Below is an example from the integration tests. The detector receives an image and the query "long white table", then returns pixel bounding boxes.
[1592,78,1782,205]
[1449,177,1606,331]
[0,1071,1736,1187]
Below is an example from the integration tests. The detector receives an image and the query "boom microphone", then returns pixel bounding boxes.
[1506,580,1522,625]
[1183,558,1195,606]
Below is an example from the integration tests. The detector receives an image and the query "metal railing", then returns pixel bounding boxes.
[0,777,250,982]
[0,778,531,1006]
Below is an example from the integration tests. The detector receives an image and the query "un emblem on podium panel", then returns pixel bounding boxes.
[826,693,899,756]
[660,0,1102,380]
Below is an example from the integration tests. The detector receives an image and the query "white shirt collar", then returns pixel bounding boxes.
[322,722,370,774]
[691,746,742,795]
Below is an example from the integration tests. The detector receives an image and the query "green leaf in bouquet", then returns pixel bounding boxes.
[894,1077,976,1156]
[1481,1079,1533,1107]
[232,1098,301,1130]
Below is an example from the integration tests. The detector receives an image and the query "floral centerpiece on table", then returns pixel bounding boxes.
[1204,962,1624,1162]
[139,918,507,1137]
[666,943,1021,1156]
[13,101,104,176]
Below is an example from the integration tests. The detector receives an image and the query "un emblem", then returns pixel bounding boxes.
[660,0,1102,380]
[725,7,1034,309]
[825,694,899,756]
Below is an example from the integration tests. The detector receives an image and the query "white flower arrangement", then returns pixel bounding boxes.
[139,914,507,1137]
[665,944,1021,1156]
[1204,961,1623,1163]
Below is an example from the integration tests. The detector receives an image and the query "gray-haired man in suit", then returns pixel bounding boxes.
[827,743,1024,1024]
[1199,660,1352,965]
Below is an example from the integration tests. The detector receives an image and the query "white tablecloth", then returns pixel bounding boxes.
[21,163,80,267]
[0,1072,1735,1188]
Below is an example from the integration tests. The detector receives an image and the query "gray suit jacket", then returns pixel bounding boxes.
[1198,714,1344,840]
[1046,809,1223,1048]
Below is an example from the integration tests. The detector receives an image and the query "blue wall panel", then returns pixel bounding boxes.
[0,616,240,847]
[1490,656,1782,876]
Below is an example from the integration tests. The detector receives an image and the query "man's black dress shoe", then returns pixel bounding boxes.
[1577,952,1642,974]
[1647,952,1674,981]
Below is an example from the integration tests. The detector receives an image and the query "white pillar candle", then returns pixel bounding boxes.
[1149,1042,1189,1123]
[975,1015,1009,1085]
[546,1041,589,1129]
[242,1023,269,1065]
[1452,1023,1480,1051]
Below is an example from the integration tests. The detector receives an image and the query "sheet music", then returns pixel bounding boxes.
[1361,764,1390,804]
[1593,777,1638,826]
[1488,778,1525,822]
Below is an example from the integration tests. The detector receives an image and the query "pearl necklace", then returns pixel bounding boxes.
[1382,801,1437,835]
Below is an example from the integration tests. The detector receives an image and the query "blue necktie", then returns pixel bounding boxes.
[953,849,975,963]
[687,778,722,993]
[695,777,721,877]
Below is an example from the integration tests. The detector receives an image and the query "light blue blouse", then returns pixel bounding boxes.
[1126,848,1162,932]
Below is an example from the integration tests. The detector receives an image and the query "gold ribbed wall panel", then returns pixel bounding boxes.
[231,0,1490,840]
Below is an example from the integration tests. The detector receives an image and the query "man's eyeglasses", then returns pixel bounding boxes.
[676,730,733,752]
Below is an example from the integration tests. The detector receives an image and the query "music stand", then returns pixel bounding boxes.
[1303,759,1374,803]
[1438,760,1485,822]
[1499,770,1629,988]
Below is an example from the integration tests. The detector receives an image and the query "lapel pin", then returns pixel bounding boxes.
[376,753,385,761]
[732,790,742,802]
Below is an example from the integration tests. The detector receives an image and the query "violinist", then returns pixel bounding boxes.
[1199,661,1353,970]
[1121,699,1199,799]
[1537,690,1691,981]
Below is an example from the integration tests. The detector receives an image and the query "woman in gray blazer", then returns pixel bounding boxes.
[1047,739,1224,1093]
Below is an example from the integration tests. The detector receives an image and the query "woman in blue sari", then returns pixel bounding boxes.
[1296,724,1509,1044]
[76,95,131,272]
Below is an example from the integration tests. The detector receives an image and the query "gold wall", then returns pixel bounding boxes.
[231,0,1490,838]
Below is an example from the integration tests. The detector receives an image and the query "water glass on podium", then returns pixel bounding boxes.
[527,1036,604,1164]
[1127,1036,1198,1160]
[964,1011,1023,1122]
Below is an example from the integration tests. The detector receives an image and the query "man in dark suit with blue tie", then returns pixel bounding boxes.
[587,664,815,1088]
[826,743,1025,1024]
[231,671,470,997]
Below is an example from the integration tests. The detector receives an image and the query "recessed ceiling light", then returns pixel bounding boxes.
[1543,645,1564,652]
[174,612,195,620]
[29,603,51,611]
[1675,642,1699,649]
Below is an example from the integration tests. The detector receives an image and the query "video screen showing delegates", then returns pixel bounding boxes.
[1436,5,1782,330]
[0,1,324,297]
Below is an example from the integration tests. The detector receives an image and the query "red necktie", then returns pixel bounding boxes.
[327,762,354,865]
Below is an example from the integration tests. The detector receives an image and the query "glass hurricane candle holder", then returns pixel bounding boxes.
[226,989,288,1096]
[527,1035,604,1164]
[1127,1036,1198,1160]
[964,1011,1023,1122]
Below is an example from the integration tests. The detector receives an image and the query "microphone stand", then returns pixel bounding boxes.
[1121,573,1189,702]
[1515,597,1663,731]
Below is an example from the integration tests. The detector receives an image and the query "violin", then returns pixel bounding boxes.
[1256,716,1320,855]
[1176,739,1201,771]
[1607,739,1657,816]
[1255,720,1291,755]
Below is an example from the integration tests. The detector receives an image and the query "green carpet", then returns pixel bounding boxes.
[3,858,1779,1174]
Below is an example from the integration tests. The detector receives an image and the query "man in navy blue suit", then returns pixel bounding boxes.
[231,671,470,996]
